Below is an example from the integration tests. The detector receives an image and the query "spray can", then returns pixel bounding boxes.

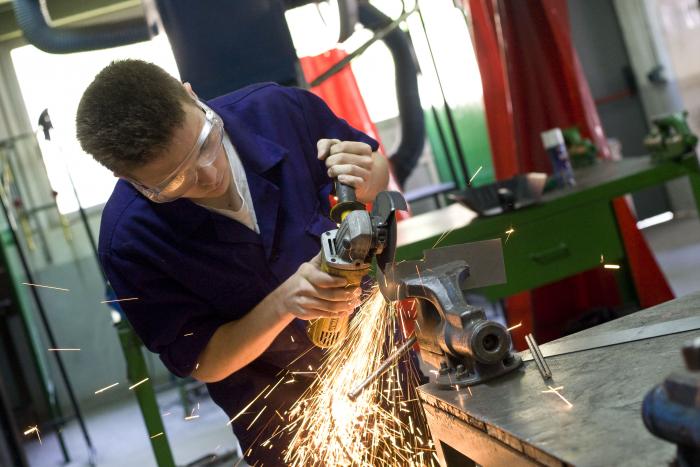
[541,128,576,188]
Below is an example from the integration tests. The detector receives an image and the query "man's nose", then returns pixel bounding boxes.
[196,165,218,186]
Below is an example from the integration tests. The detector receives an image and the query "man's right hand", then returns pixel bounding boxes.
[275,252,361,320]
[193,252,361,382]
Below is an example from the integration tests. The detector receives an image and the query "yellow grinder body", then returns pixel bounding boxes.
[307,208,369,348]
[306,261,368,348]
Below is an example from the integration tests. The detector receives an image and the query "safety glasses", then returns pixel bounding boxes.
[127,100,224,203]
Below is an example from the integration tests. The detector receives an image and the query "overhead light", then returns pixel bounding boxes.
[636,211,674,230]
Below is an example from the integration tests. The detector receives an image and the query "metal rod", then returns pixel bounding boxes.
[416,2,471,186]
[308,7,417,88]
[0,182,71,463]
[348,335,417,401]
[428,105,460,186]
[0,181,95,462]
[525,333,552,380]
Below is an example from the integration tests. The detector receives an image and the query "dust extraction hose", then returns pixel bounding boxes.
[13,0,155,54]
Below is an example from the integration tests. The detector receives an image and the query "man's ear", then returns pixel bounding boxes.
[183,82,198,100]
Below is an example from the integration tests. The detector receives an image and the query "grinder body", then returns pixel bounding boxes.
[306,181,407,348]
[307,182,370,348]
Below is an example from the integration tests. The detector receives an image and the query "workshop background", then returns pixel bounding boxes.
[0,0,698,466]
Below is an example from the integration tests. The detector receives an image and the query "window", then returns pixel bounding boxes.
[11,34,180,214]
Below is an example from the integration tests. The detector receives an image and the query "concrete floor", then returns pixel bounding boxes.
[641,215,700,298]
[24,386,243,467]
[22,215,699,467]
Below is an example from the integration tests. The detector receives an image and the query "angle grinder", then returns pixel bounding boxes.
[307,180,406,348]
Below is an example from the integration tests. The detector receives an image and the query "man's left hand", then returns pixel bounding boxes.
[317,139,388,203]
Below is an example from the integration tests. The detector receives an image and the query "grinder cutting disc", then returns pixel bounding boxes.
[371,191,407,274]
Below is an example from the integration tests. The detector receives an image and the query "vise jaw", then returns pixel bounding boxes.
[378,239,521,389]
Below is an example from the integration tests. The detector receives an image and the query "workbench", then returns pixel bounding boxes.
[418,290,700,466]
[395,155,700,304]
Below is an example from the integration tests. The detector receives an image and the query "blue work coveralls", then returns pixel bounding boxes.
[98,83,378,464]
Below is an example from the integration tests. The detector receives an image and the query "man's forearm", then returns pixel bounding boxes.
[192,291,294,383]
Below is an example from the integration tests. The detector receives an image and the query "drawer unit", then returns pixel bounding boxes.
[482,201,625,298]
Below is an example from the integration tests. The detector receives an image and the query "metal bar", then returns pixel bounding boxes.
[116,320,176,467]
[348,335,417,401]
[522,316,700,362]
[0,339,29,467]
[308,7,417,88]
[428,105,461,186]
[524,333,551,380]
[416,2,471,186]
[0,181,94,462]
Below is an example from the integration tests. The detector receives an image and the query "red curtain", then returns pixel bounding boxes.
[467,0,673,347]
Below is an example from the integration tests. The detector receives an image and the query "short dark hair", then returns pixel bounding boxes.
[76,59,191,173]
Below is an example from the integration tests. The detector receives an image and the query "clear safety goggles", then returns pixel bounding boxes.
[128,100,224,203]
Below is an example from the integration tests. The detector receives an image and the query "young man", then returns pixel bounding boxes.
[76,59,390,464]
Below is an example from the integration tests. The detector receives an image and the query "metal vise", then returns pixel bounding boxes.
[378,239,521,389]
[643,337,700,467]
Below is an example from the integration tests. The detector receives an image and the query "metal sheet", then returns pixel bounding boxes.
[521,315,700,362]
[423,239,506,290]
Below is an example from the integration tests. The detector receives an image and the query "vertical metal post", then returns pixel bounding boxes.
[116,320,176,467]
[416,2,471,186]
[0,185,94,462]
[0,229,71,463]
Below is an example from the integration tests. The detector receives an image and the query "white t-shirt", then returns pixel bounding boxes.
[198,133,259,233]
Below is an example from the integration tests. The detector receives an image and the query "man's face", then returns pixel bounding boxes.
[124,99,231,201]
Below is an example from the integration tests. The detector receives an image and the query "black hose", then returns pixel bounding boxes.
[358,2,425,188]
[13,0,155,54]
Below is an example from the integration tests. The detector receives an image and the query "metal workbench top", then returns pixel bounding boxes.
[418,291,700,466]
[396,155,699,250]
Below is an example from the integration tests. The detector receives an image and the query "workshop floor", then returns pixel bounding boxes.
[23,387,245,467]
[642,214,700,298]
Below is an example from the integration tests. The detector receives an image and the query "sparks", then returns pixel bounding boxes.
[468,165,483,186]
[183,332,194,337]
[264,377,286,400]
[284,288,438,466]
[604,264,620,270]
[150,432,164,439]
[431,227,456,249]
[541,385,573,408]
[507,322,522,332]
[128,378,149,390]
[227,384,271,426]
[100,297,139,304]
[505,227,515,244]
[24,426,42,444]
[95,382,119,394]
[600,254,605,263]
[184,415,200,421]
[21,282,69,292]
[415,265,427,295]
[246,406,267,430]
[48,348,80,351]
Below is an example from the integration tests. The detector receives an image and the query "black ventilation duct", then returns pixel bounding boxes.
[358,2,425,188]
